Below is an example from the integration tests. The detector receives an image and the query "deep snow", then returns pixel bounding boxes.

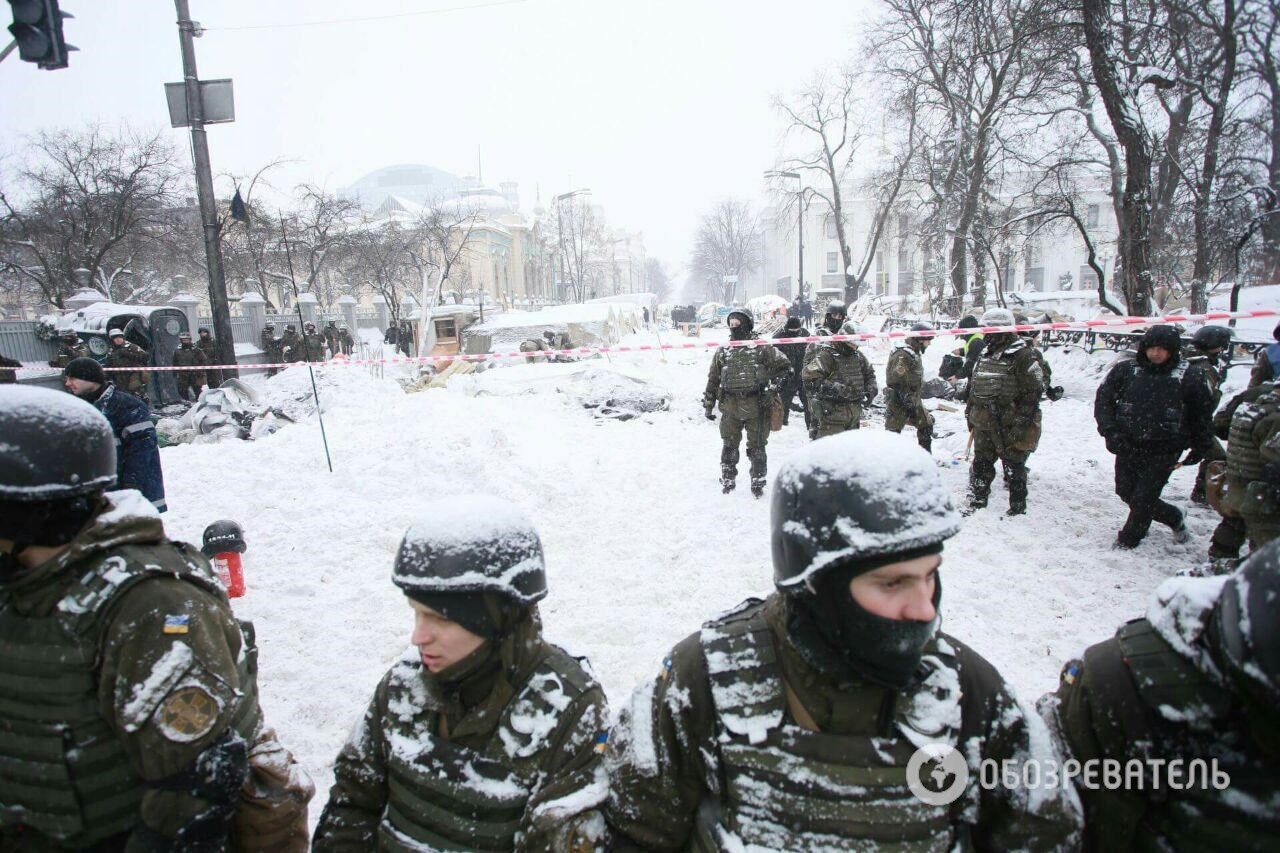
[155,328,1240,821]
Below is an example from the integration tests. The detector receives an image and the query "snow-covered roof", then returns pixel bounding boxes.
[469,302,632,332]
[43,301,181,333]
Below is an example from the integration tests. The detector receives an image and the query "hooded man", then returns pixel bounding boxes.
[885,321,936,451]
[0,386,311,850]
[1095,324,1213,548]
[313,496,609,851]
[1043,541,1280,850]
[702,308,792,496]
[605,431,1083,850]
[966,308,1044,516]
[772,315,811,428]
[62,357,166,513]
[801,318,878,439]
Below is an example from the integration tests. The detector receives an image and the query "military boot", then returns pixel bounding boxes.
[721,465,736,494]
[746,449,767,498]
[1006,464,1028,516]
[750,479,766,498]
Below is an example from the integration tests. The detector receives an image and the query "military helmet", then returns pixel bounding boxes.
[956,315,979,329]
[178,331,192,341]
[198,326,210,334]
[824,302,847,318]
[726,308,754,332]
[839,319,862,337]
[772,431,961,590]
[980,308,1016,327]
[265,322,275,329]
[1214,540,1280,704]
[304,322,316,330]
[1192,325,1233,352]
[286,324,297,332]
[327,319,337,326]
[393,495,548,606]
[108,327,125,338]
[60,329,78,340]
[202,519,246,556]
[0,385,116,502]
[910,321,935,333]
[338,323,348,330]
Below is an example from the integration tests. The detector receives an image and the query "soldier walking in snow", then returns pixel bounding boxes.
[801,318,877,438]
[323,320,342,359]
[313,496,609,851]
[703,308,792,496]
[884,321,935,451]
[171,331,207,401]
[604,431,1083,850]
[965,308,1044,516]
[1042,542,1280,850]
[0,386,313,850]
[1094,325,1212,549]
[338,323,355,356]
[1184,325,1233,504]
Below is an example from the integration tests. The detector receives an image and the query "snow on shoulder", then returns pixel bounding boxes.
[392,495,547,603]
[775,431,961,585]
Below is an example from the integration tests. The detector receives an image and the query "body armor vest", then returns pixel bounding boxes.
[1226,393,1280,484]
[969,344,1023,402]
[829,346,868,401]
[0,545,260,848]
[719,346,767,396]
[379,646,594,851]
[697,600,961,852]
[1114,361,1190,444]
[1111,618,1280,851]
[888,346,923,393]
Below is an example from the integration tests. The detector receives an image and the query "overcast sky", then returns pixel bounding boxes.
[1,0,878,282]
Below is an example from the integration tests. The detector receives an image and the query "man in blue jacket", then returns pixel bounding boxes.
[62,357,167,513]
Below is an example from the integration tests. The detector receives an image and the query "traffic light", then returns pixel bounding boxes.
[7,0,74,70]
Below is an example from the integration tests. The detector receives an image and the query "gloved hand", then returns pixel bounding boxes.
[1046,386,1065,402]
[864,391,878,407]
[704,408,716,422]
[1104,432,1131,456]
[819,380,852,402]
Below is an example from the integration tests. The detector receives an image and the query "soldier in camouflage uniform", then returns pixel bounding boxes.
[171,331,208,402]
[0,386,312,850]
[1220,382,1280,551]
[1043,542,1280,851]
[47,330,89,368]
[195,326,223,387]
[104,328,151,401]
[313,496,609,852]
[338,323,355,356]
[703,308,792,497]
[965,308,1044,516]
[323,320,341,359]
[300,322,327,362]
[885,321,935,451]
[605,431,1083,851]
[1186,326,1233,504]
[801,318,878,439]
[261,322,283,376]
[280,324,303,363]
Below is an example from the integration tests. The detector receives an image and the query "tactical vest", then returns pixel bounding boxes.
[1225,393,1280,483]
[697,601,960,851]
[0,544,261,848]
[829,346,868,401]
[969,348,1020,403]
[379,647,595,851]
[1112,361,1190,445]
[1110,619,1280,851]
[889,346,923,391]
[719,346,766,396]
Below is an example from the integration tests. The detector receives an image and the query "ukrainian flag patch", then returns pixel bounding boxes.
[1063,661,1081,685]
[163,614,190,635]
[594,732,609,753]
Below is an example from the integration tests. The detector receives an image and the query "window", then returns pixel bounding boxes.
[826,252,839,274]
[825,219,837,239]
[1024,267,1045,291]
[1080,265,1100,289]
[1086,205,1100,228]
[435,318,457,338]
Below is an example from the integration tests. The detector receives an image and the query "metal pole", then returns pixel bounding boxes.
[556,196,567,302]
[174,0,237,377]
[279,213,334,473]
[0,39,17,64]
[797,189,805,301]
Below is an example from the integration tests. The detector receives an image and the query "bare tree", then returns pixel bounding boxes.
[645,257,673,302]
[689,199,763,303]
[279,185,359,305]
[0,125,181,308]
[407,199,483,306]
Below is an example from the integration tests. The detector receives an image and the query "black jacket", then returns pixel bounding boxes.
[773,324,811,376]
[1094,326,1214,457]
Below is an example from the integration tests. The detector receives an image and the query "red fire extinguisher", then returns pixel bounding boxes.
[201,519,246,598]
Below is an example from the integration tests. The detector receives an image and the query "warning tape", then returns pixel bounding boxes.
[18,308,1277,374]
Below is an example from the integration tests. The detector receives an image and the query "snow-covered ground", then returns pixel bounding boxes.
[157,328,1240,821]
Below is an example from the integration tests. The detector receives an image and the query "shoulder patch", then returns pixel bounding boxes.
[163,614,190,634]
[158,685,220,742]
[1061,659,1082,686]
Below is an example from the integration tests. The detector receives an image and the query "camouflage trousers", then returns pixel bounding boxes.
[885,396,933,450]
[176,371,204,401]
[969,428,1032,507]
[719,394,771,485]
[809,399,862,439]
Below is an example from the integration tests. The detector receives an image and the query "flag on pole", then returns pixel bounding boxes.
[230,188,248,223]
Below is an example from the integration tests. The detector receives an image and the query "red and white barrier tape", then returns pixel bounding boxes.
[18,308,1277,374]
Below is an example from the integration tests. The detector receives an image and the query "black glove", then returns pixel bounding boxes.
[1046,386,1065,402]
[704,408,716,421]
[1104,432,1131,456]
[819,380,852,402]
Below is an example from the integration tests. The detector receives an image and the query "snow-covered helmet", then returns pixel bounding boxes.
[108,328,125,338]
[772,431,960,591]
[908,322,934,350]
[979,308,1015,327]
[725,308,753,333]
[839,319,862,337]
[1192,325,1233,352]
[1213,540,1280,705]
[0,386,116,503]
[392,495,548,606]
[265,322,276,330]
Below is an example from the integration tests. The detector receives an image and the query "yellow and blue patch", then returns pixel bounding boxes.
[594,732,609,754]
[163,614,190,635]
[1062,661,1081,685]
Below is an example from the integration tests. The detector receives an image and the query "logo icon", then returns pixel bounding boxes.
[906,742,969,806]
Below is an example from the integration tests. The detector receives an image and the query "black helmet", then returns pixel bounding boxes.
[772,431,961,590]
[1192,325,1233,352]
[198,326,210,334]
[392,496,548,606]
[824,302,847,318]
[0,386,116,502]
[1213,540,1280,705]
[726,308,753,333]
[910,321,935,332]
[957,315,979,329]
[202,519,246,556]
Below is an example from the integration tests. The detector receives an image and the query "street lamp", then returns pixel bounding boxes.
[764,170,815,303]
[554,189,591,302]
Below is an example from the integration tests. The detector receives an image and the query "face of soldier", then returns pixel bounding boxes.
[110,335,125,347]
[848,553,940,622]
[728,317,741,330]
[1145,345,1171,365]
[409,599,486,673]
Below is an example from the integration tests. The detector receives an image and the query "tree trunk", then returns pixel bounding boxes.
[1083,0,1155,315]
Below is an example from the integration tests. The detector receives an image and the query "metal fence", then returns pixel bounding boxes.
[196,315,258,345]
[0,320,57,364]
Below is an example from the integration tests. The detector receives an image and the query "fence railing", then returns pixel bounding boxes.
[0,320,57,364]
